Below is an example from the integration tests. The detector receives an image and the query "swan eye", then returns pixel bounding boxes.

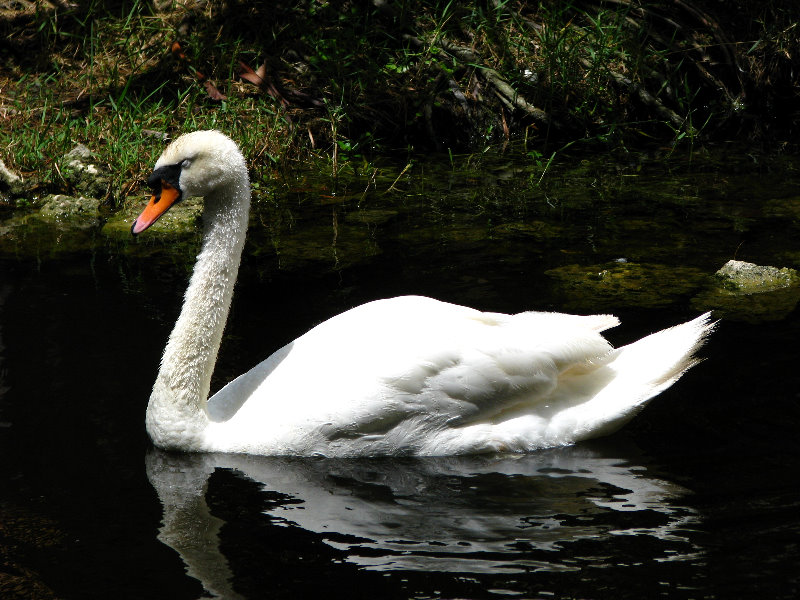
[181,159,191,169]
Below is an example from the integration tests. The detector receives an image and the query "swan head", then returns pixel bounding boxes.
[132,130,247,235]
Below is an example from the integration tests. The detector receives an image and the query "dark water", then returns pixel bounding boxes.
[1,149,799,599]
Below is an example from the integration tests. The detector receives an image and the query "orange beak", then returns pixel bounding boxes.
[131,181,181,235]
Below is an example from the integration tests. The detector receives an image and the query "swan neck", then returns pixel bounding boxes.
[147,174,250,450]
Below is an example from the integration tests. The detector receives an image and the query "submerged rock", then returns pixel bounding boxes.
[262,218,382,271]
[692,259,800,323]
[0,210,100,257]
[546,261,707,311]
[491,220,563,241]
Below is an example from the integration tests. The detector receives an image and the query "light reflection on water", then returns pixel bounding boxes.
[147,444,700,597]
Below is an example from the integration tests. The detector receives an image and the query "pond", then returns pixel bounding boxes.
[1,146,799,599]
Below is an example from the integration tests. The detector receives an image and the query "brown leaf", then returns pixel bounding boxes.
[238,60,266,87]
[203,80,227,101]
[254,61,267,81]
[238,59,290,107]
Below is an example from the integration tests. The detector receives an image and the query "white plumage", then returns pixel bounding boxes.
[134,130,714,457]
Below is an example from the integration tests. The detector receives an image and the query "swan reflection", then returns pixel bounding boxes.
[146,444,698,598]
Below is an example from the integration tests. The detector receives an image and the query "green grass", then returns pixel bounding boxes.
[1,1,797,206]
[2,75,294,203]
[0,0,299,203]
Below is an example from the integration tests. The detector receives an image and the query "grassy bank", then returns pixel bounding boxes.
[1,0,798,205]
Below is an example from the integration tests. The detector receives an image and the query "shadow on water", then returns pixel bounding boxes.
[1,147,800,598]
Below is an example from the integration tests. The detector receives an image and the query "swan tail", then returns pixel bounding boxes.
[423,312,715,455]
[559,311,716,442]
[612,311,715,389]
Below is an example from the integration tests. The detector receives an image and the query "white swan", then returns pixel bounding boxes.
[132,130,714,457]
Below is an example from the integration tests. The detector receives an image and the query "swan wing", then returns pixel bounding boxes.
[206,296,620,454]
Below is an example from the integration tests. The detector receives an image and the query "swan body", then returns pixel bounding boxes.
[133,130,714,457]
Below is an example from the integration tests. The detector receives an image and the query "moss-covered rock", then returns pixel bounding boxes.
[101,196,203,240]
[99,195,204,261]
[546,261,707,311]
[714,259,798,293]
[0,210,100,257]
[761,196,800,223]
[0,193,104,256]
[263,219,382,271]
[491,220,563,241]
[691,260,800,323]
[38,194,100,225]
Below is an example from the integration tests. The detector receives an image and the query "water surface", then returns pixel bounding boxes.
[1,148,799,599]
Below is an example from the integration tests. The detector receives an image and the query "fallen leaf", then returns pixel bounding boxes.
[203,80,227,101]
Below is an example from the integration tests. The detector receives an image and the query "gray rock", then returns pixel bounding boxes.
[65,144,93,164]
[61,144,110,199]
[0,158,26,199]
[692,260,800,323]
[714,259,798,293]
[0,159,20,186]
